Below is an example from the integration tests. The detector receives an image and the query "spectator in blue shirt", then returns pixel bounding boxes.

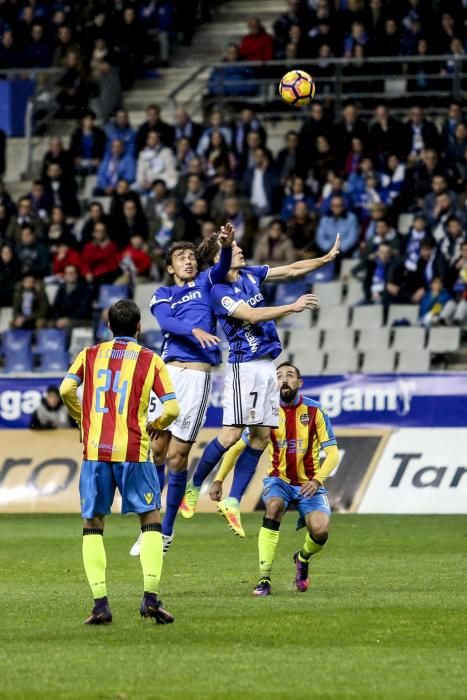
[316,195,359,258]
[104,109,136,155]
[95,139,136,195]
[280,175,314,222]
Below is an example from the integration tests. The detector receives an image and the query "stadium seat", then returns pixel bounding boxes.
[322,349,359,374]
[289,348,324,373]
[4,351,34,373]
[344,279,364,306]
[287,328,321,353]
[36,329,67,353]
[392,327,426,352]
[140,303,160,332]
[351,305,384,329]
[316,305,349,329]
[97,285,130,310]
[92,196,111,213]
[313,281,343,306]
[0,307,13,333]
[275,281,308,306]
[361,349,396,373]
[397,350,431,372]
[321,328,356,351]
[276,326,289,348]
[357,327,391,351]
[142,329,164,352]
[387,304,419,326]
[134,283,159,310]
[69,327,94,357]
[38,351,70,372]
[2,331,34,372]
[339,259,358,280]
[304,264,335,285]
[45,282,59,306]
[427,327,461,353]
[397,213,414,235]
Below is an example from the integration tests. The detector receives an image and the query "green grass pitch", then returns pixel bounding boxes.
[0,513,466,700]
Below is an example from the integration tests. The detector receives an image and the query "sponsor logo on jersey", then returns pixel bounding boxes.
[171,290,202,308]
[247,293,264,307]
[221,295,236,311]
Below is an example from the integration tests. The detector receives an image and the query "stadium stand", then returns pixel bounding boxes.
[0,0,466,374]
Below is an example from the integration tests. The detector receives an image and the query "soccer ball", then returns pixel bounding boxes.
[279,70,315,107]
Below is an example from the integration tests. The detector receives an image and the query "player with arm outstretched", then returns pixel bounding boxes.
[59,300,180,625]
[179,233,340,535]
[129,225,234,557]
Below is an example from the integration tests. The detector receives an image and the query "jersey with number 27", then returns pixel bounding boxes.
[210,265,282,363]
[66,337,175,462]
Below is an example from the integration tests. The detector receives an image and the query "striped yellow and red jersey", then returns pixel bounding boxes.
[268,395,337,485]
[66,336,175,462]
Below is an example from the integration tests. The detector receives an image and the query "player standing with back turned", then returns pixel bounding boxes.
[60,300,179,624]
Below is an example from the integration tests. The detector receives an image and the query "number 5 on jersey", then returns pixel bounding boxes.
[95,368,129,414]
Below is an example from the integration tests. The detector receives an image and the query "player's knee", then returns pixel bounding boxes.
[265,499,284,521]
[309,523,329,544]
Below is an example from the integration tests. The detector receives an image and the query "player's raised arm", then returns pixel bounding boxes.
[147,356,180,438]
[59,350,85,426]
[204,222,234,285]
[265,234,341,282]
[228,293,319,324]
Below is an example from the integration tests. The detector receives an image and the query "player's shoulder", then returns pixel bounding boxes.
[241,265,268,283]
[150,285,172,306]
[302,395,328,414]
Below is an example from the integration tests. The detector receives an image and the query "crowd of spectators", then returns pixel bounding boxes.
[0,0,215,118]
[0,96,466,334]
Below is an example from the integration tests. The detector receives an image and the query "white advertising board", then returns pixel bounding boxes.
[359,428,467,514]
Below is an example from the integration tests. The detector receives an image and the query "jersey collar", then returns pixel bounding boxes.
[113,336,135,342]
[280,393,303,409]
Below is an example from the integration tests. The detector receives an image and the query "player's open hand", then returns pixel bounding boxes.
[209,480,223,501]
[218,222,234,247]
[291,294,320,313]
[192,327,221,348]
[146,421,160,441]
[326,233,341,262]
[300,479,320,498]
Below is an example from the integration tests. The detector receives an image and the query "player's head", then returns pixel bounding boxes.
[108,299,141,339]
[197,233,244,271]
[276,362,303,403]
[165,241,198,283]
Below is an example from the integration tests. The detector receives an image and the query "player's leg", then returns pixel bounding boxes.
[293,488,331,592]
[116,460,174,623]
[130,430,170,557]
[218,424,270,538]
[161,436,192,549]
[253,477,289,596]
[180,425,243,517]
[80,460,115,624]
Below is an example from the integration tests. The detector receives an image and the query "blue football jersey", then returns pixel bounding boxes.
[150,268,221,365]
[210,265,282,363]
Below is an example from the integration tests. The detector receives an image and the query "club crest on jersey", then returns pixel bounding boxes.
[300,413,310,425]
[221,295,236,311]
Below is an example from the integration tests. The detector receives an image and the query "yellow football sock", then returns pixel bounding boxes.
[258,517,280,580]
[140,525,163,594]
[82,529,107,600]
[299,532,325,562]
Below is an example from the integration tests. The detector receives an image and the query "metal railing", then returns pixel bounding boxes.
[168,54,466,119]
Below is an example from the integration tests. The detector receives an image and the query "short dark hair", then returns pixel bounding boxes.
[196,233,220,267]
[276,362,301,379]
[165,240,196,267]
[108,300,141,337]
[420,236,436,249]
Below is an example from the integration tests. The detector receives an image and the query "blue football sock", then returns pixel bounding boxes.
[192,438,227,488]
[229,445,264,502]
[155,464,166,492]
[162,470,187,536]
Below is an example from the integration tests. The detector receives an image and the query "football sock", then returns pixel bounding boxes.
[140,523,163,594]
[192,438,227,488]
[299,532,328,562]
[162,470,187,536]
[229,445,264,502]
[156,464,166,492]
[258,517,281,580]
[82,528,107,600]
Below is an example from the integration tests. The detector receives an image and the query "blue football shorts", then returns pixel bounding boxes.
[262,476,331,525]
[80,460,161,519]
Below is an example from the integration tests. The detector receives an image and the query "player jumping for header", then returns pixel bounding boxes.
[179,233,340,534]
[209,362,339,595]
[129,224,234,557]
[60,300,180,624]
